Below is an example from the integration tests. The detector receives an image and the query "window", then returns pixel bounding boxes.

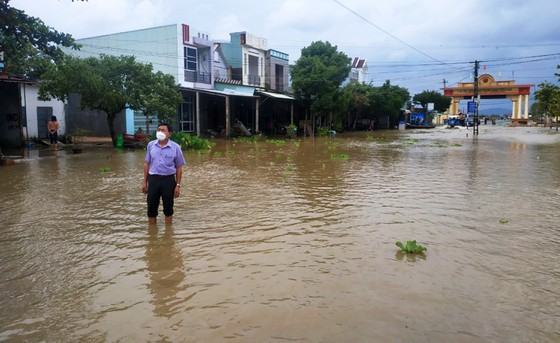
[184,47,197,71]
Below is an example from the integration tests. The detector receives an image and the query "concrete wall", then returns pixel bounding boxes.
[220,34,242,69]
[69,24,180,83]
[21,83,66,139]
[65,93,125,136]
[266,53,289,92]
[242,45,265,88]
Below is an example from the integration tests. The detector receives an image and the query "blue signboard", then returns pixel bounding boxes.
[467,101,477,114]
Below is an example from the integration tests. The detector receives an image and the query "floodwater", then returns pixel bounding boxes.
[1,126,559,342]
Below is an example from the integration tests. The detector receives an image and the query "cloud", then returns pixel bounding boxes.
[9,0,560,94]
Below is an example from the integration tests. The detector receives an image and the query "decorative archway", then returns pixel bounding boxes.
[444,74,532,124]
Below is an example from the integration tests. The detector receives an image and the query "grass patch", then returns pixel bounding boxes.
[433,141,463,148]
[234,136,260,143]
[266,139,287,146]
[330,153,349,161]
[99,167,111,173]
[396,240,427,254]
[499,218,509,224]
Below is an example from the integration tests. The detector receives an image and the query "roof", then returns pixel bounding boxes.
[195,88,257,98]
[256,91,294,100]
[351,57,366,69]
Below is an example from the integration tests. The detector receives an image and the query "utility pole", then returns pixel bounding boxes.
[442,78,447,93]
[473,60,480,136]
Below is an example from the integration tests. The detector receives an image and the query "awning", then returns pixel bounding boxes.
[257,91,295,100]
[195,88,257,98]
[214,83,256,96]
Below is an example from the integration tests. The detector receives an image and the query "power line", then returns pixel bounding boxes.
[331,0,451,66]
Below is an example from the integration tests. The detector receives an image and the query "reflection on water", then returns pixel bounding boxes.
[146,224,185,319]
[1,126,559,342]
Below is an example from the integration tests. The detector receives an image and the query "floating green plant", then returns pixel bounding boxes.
[285,163,295,172]
[212,151,224,158]
[404,138,418,145]
[499,218,509,224]
[99,167,111,173]
[396,240,427,254]
[330,153,349,161]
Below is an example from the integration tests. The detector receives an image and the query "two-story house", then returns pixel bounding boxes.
[216,32,267,88]
[65,24,229,136]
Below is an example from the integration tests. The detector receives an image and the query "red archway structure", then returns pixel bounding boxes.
[444,74,532,124]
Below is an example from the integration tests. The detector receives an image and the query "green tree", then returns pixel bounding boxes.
[412,90,451,112]
[535,82,560,131]
[0,0,78,77]
[291,41,351,130]
[39,55,182,145]
[370,81,410,127]
[340,82,373,129]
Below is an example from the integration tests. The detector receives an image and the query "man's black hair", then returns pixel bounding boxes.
[158,122,173,132]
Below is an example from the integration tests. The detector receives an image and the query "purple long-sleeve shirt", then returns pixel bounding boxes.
[145,140,186,176]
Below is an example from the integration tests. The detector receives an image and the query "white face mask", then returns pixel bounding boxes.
[156,131,167,141]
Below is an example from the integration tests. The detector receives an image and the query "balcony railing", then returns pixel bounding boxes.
[185,70,211,84]
[248,74,261,86]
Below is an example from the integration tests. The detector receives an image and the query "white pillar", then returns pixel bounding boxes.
[225,96,230,138]
[517,94,523,119]
[524,94,529,119]
[195,91,201,136]
[512,99,517,119]
[255,97,260,133]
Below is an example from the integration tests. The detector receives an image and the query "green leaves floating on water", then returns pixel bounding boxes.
[396,240,427,254]
[499,218,509,224]
[99,167,111,173]
[404,138,418,145]
[330,153,349,161]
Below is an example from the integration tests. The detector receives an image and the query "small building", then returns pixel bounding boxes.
[347,57,368,84]
[1,76,66,149]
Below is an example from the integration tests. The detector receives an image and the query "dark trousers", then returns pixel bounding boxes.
[147,174,176,217]
[49,132,58,144]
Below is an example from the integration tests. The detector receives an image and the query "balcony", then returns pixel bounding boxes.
[185,70,211,84]
[248,74,261,86]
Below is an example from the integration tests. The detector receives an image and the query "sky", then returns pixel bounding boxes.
[11,0,560,108]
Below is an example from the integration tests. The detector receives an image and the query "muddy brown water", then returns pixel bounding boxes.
[1,126,559,342]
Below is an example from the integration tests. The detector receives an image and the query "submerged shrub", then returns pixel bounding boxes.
[171,132,213,150]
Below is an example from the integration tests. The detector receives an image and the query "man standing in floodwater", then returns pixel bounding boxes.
[142,123,186,224]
